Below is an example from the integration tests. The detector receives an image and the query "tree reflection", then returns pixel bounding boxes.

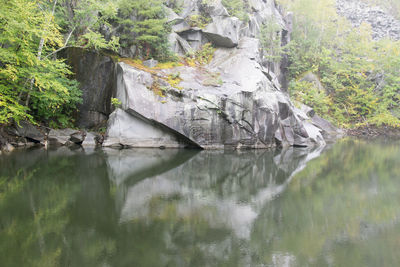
[250,139,400,266]
[0,149,116,267]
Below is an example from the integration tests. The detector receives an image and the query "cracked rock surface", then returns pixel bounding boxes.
[104,38,332,149]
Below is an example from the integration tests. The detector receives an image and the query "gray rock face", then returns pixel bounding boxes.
[48,129,78,146]
[336,0,400,40]
[48,129,102,147]
[142,59,158,68]
[104,38,330,149]
[168,33,193,55]
[0,131,15,152]
[165,6,184,25]
[203,17,242,47]
[70,131,86,144]
[201,0,229,17]
[178,28,207,50]
[296,103,343,141]
[11,121,45,143]
[81,132,99,147]
[162,0,293,90]
[103,109,189,148]
[171,21,192,33]
[65,48,115,128]
[118,45,137,59]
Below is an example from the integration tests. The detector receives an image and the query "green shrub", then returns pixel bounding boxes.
[186,14,211,29]
[111,98,122,108]
[185,43,216,66]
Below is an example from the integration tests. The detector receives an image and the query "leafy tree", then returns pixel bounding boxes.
[118,0,172,60]
[53,0,120,54]
[0,0,121,127]
[0,0,82,127]
[278,0,400,128]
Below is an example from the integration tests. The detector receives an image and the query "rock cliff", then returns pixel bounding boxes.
[102,0,338,149]
[64,48,116,128]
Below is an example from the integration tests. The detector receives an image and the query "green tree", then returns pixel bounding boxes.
[278,0,400,128]
[118,0,171,60]
[0,0,121,127]
[51,0,119,55]
[0,0,82,127]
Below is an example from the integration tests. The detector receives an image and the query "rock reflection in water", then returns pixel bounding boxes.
[105,146,323,245]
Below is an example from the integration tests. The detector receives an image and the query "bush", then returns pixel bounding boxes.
[111,98,122,108]
[186,15,211,29]
[185,43,215,66]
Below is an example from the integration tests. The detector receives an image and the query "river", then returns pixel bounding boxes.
[1,138,400,267]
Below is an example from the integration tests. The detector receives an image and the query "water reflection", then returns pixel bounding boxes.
[105,147,324,242]
[1,139,400,266]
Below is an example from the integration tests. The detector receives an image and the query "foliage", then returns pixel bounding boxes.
[0,0,82,127]
[55,0,120,51]
[186,14,211,29]
[185,43,216,67]
[167,72,183,89]
[165,0,184,14]
[111,98,122,108]
[118,0,172,61]
[278,0,400,128]
[153,61,183,69]
[290,81,332,117]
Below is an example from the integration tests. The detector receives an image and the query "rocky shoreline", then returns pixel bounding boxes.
[2,121,399,153]
[0,123,103,153]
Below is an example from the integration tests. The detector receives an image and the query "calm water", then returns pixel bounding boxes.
[1,139,400,267]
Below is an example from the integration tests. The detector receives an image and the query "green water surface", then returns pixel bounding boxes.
[1,139,400,267]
